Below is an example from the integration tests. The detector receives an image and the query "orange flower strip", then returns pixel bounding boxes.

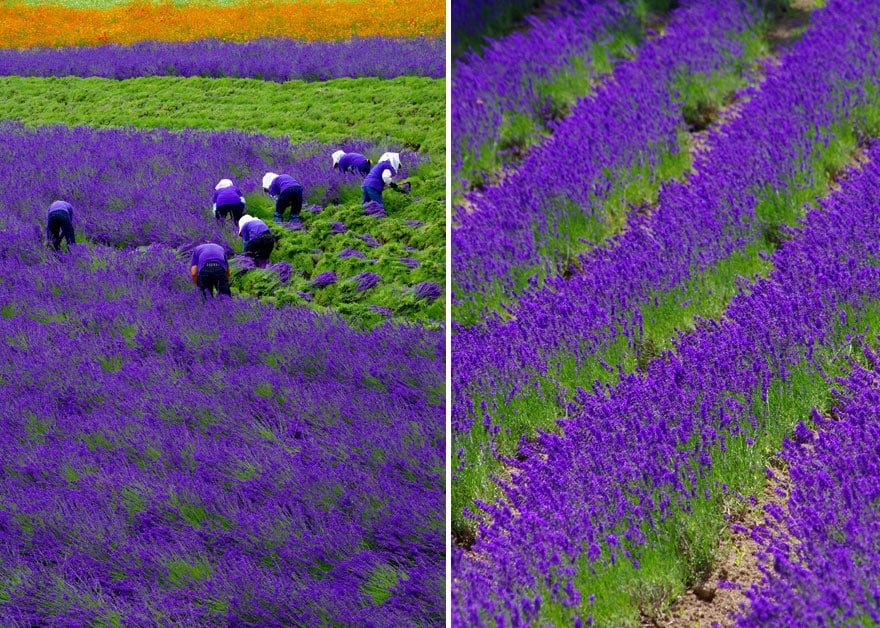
[0,0,445,48]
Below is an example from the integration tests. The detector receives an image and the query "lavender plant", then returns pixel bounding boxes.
[0,36,444,81]
[0,220,445,626]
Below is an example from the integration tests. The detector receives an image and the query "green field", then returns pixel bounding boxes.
[0,76,445,157]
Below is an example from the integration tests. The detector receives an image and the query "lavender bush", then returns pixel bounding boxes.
[0,36,444,81]
[738,356,880,626]
[0,219,444,626]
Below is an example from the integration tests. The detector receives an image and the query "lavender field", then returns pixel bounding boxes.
[452,0,880,625]
[0,5,445,626]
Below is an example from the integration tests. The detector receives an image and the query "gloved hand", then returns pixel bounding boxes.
[212,207,218,218]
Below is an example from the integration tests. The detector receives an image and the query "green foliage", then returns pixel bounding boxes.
[0,76,445,157]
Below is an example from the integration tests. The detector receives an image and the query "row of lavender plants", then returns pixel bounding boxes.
[453,123,880,626]
[0,122,420,250]
[737,355,880,626]
[452,0,880,447]
[0,36,444,82]
[452,0,636,185]
[0,216,445,626]
[453,0,764,310]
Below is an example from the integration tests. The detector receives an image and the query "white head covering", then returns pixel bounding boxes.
[332,150,345,166]
[378,152,401,172]
[237,214,255,235]
[215,178,233,190]
[262,172,278,190]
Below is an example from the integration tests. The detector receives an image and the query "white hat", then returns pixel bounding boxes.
[378,152,401,172]
[262,172,278,190]
[332,150,345,166]
[237,214,255,236]
[215,178,233,190]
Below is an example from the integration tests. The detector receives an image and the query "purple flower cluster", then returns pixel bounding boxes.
[453,133,880,625]
[453,0,761,300]
[400,257,421,269]
[412,282,442,302]
[0,122,421,250]
[452,0,880,435]
[311,271,338,288]
[453,0,632,180]
[737,359,880,626]
[339,248,366,260]
[329,221,348,234]
[0,36,444,81]
[0,222,444,625]
[363,201,387,218]
[351,272,382,292]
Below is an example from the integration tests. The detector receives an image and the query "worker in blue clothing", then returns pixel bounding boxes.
[190,242,231,300]
[46,200,76,252]
[238,215,275,268]
[262,172,304,224]
[332,150,372,176]
[362,152,403,208]
[212,178,247,230]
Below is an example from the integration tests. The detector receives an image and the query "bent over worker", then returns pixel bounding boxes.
[332,150,371,176]
[238,215,275,269]
[212,178,247,230]
[262,172,303,224]
[190,242,231,299]
[46,200,76,252]
[362,152,401,208]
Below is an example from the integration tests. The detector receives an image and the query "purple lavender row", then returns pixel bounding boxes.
[0,36,444,81]
[452,0,880,435]
[0,122,420,249]
[737,358,880,626]
[0,221,444,625]
[451,0,537,55]
[452,0,633,181]
[453,126,880,626]
[453,0,762,302]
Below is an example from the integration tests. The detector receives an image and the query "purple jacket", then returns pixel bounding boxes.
[268,175,300,197]
[240,219,270,243]
[339,153,369,173]
[47,200,74,221]
[363,161,396,192]
[190,243,228,271]
[212,186,245,207]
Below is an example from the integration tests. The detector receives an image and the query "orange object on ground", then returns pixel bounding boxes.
[0,0,445,48]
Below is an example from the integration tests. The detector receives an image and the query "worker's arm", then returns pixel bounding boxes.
[212,203,217,217]
[226,267,231,279]
[382,169,394,185]
[190,265,199,286]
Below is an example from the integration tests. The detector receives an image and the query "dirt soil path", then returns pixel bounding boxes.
[658,465,790,627]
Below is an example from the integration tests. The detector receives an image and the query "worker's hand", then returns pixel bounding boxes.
[190,266,199,286]
[212,207,218,218]
[389,181,399,190]
[226,268,231,279]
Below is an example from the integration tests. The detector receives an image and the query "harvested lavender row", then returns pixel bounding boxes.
[452,0,880,435]
[737,358,880,626]
[453,136,880,626]
[0,221,444,626]
[452,0,633,181]
[0,122,420,249]
[0,36,445,81]
[453,0,762,302]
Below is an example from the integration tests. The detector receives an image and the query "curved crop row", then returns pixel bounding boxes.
[0,0,445,47]
[0,219,444,626]
[452,0,880,436]
[0,122,444,322]
[453,0,763,309]
[0,36,444,82]
[453,132,880,626]
[737,355,880,626]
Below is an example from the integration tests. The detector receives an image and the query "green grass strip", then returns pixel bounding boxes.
[0,76,445,157]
